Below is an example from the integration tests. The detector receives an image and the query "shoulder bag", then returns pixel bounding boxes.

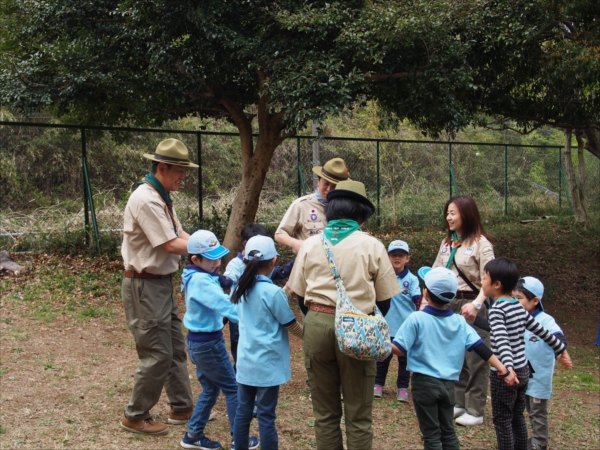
[321,234,391,361]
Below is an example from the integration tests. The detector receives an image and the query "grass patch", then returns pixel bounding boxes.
[79,306,114,318]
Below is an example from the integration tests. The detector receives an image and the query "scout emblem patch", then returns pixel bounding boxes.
[309,208,318,221]
[441,244,448,254]
[464,247,474,256]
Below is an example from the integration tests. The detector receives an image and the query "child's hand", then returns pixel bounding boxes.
[557,350,573,369]
[501,368,519,386]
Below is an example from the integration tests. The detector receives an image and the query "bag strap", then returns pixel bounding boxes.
[321,234,341,281]
[452,259,490,309]
[453,259,479,293]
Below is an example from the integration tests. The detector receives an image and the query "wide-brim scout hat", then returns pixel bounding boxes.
[312,158,349,184]
[327,180,375,213]
[143,138,199,168]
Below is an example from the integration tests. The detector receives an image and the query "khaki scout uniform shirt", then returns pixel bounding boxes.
[275,194,326,242]
[432,236,495,291]
[121,183,183,275]
[288,231,401,315]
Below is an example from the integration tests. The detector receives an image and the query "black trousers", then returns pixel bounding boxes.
[490,366,530,450]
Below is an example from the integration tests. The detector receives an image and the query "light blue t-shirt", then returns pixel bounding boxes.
[385,268,421,337]
[525,309,563,399]
[393,306,482,381]
[236,275,296,387]
[223,254,245,293]
[181,266,239,333]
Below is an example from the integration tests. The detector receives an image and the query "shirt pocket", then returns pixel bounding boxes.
[303,219,325,236]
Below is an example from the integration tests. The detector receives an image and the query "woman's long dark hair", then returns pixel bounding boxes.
[230,250,273,304]
[443,195,494,246]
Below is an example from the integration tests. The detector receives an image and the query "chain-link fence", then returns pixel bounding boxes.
[2,121,598,253]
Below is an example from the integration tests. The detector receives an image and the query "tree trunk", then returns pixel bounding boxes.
[563,130,589,227]
[218,76,293,263]
[575,132,589,226]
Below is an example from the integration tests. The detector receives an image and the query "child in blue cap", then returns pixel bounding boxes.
[230,235,303,450]
[375,240,422,402]
[392,266,514,450]
[180,230,258,450]
[513,276,572,450]
[222,223,295,368]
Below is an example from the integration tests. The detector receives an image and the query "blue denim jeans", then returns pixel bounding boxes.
[234,384,279,450]
[186,337,238,437]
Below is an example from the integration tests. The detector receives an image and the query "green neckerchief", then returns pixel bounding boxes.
[139,172,178,235]
[445,231,462,269]
[324,219,360,245]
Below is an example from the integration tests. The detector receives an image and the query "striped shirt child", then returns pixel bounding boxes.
[489,298,565,371]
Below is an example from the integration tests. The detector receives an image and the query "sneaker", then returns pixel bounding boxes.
[374,385,383,399]
[397,388,409,402]
[340,385,343,400]
[231,436,259,450]
[169,408,193,425]
[453,407,466,419]
[209,411,217,422]
[120,416,169,435]
[455,412,484,426]
[180,432,221,449]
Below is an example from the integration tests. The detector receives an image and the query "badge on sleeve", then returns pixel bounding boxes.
[464,247,474,256]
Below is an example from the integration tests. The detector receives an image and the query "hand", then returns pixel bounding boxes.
[461,303,478,322]
[500,368,519,386]
[557,350,573,369]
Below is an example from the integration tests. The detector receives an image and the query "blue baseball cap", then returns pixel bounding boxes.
[388,240,410,254]
[187,230,230,261]
[520,276,545,311]
[245,235,280,261]
[418,266,458,303]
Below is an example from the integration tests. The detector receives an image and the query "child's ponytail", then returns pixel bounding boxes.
[231,250,273,304]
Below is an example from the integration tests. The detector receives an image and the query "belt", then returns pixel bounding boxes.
[124,270,173,279]
[456,291,478,300]
[309,303,336,314]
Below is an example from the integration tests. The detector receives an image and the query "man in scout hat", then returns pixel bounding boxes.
[275,157,349,253]
[120,139,198,436]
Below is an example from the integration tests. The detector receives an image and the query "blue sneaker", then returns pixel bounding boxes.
[231,435,259,450]
[180,432,222,449]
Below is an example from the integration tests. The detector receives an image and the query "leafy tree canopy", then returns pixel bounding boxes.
[1,0,598,248]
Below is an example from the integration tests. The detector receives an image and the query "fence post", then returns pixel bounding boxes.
[81,127,89,247]
[81,127,100,253]
[197,132,203,226]
[504,145,508,215]
[376,140,381,227]
[448,142,453,198]
[297,137,301,197]
[558,146,562,208]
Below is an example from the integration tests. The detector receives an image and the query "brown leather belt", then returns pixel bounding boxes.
[309,303,336,314]
[124,270,173,279]
[456,291,478,300]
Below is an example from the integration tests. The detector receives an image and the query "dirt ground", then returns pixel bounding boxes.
[0,254,598,449]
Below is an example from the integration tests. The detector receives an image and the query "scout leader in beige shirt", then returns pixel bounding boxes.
[274,157,349,253]
[119,139,198,437]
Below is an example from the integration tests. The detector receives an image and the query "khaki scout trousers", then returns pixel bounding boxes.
[122,277,193,420]
[451,294,491,418]
[304,310,376,450]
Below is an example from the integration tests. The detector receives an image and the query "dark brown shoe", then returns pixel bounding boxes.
[120,416,169,435]
[168,408,193,425]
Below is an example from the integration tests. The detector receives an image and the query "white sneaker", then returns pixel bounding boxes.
[455,413,483,426]
[453,407,466,419]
